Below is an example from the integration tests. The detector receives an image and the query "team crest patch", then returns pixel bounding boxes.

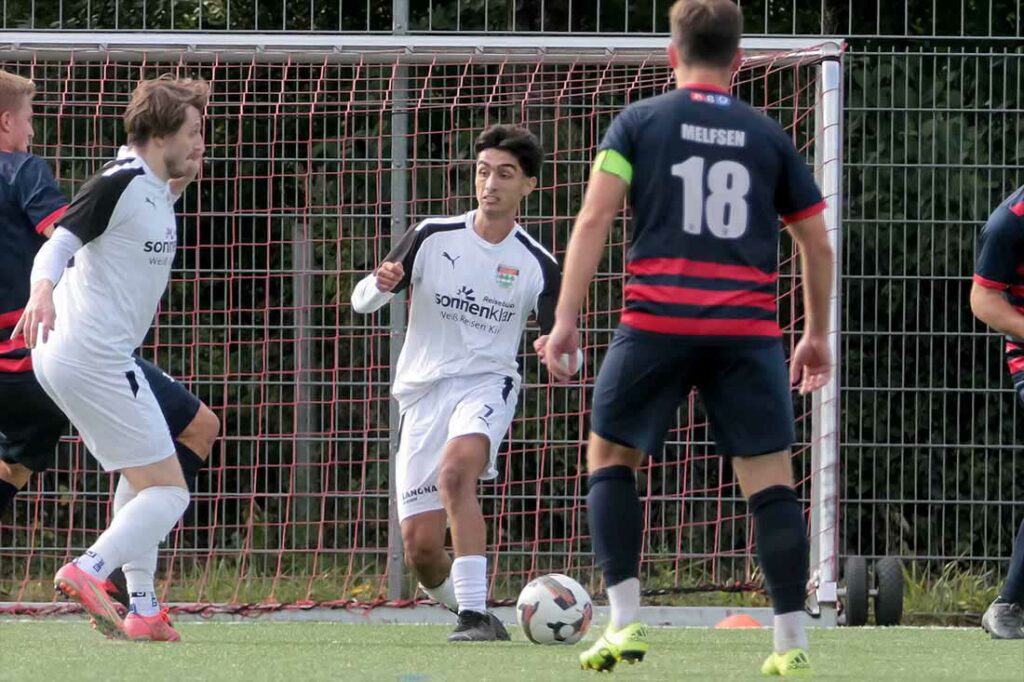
[496,264,519,288]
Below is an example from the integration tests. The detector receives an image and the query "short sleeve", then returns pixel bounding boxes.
[773,131,826,224]
[58,168,138,245]
[594,107,637,184]
[534,257,561,335]
[974,211,1023,291]
[381,223,427,294]
[599,107,636,161]
[15,156,68,234]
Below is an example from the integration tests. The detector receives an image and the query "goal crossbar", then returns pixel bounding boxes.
[0,32,843,64]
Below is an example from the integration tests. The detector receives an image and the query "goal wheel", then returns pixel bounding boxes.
[842,556,869,626]
[873,556,904,626]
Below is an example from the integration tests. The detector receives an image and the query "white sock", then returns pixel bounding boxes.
[451,555,487,614]
[608,577,641,630]
[773,610,809,653]
[125,545,160,617]
[75,486,189,581]
[422,575,458,612]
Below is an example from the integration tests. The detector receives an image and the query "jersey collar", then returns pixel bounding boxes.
[466,210,521,248]
[681,82,731,95]
[118,145,174,200]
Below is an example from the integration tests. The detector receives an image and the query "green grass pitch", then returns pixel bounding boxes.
[1,622,1021,681]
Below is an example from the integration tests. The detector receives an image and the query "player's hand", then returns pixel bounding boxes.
[539,320,580,382]
[375,262,404,292]
[790,333,831,394]
[12,280,56,349]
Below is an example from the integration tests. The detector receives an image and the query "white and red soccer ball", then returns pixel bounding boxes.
[516,573,593,645]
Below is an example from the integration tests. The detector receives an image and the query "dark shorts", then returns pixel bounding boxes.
[590,326,796,459]
[0,370,69,472]
[0,356,201,472]
[1006,343,1024,407]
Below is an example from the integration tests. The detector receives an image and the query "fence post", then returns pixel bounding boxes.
[386,0,411,601]
[810,49,843,625]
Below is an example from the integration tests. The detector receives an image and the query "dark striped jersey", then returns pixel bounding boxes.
[0,152,68,373]
[596,83,825,343]
[973,185,1024,370]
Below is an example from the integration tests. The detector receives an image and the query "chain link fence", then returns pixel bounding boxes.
[0,0,1021,583]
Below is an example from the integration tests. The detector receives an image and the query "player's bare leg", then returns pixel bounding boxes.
[579,433,648,671]
[732,451,812,676]
[401,509,456,610]
[54,454,189,640]
[438,434,509,641]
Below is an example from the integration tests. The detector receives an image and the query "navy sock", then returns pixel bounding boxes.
[0,478,18,517]
[998,517,1024,606]
[587,465,643,586]
[174,441,206,492]
[749,485,809,615]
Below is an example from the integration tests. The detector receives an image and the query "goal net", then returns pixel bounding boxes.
[0,37,841,613]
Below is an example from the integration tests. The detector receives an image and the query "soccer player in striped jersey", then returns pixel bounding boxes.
[351,125,563,641]
[0,70,220,629]
[970,186,1024,640]
[14,76,211,642]
[540,0,834,675]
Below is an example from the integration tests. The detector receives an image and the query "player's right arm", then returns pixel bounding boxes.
[12,227,83,348]
[350,222,425,314]
[970,207,1024,338]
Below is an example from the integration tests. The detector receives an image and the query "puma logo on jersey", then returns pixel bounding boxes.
[145,196,157,208]
[442,251,460,268]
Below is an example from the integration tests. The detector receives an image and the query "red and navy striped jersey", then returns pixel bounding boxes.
[0,152,67,373]
[973,185,1024,352]
[597,84,825,342]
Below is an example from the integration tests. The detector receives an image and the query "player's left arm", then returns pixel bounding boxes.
[15,156,68,238]
[970,211,1024,338]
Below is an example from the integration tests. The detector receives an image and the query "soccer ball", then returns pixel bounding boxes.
[516,573,593,645]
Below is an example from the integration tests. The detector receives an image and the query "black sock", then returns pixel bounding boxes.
[174,441,206,492]
[998,517,1024,606]
[749,485,809,615]
[0,478,19,517]
[587,465,643,586]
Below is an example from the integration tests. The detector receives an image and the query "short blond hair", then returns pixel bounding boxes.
[0,70,36,115]
[124,75,210,144]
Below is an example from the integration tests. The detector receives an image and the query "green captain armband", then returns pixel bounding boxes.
[591,149,633,184]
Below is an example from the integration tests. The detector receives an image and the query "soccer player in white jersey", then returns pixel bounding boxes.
[351,125,564,641]
[13,76,208,642]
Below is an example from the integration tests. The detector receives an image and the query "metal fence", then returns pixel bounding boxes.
[1,0,1021,38]
[0,0,1022,585]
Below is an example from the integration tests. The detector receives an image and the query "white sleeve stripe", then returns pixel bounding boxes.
[514,226,558,264]
[413,213,468,232]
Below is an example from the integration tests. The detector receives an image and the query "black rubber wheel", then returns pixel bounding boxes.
[874,556,904,626]
[843,556,869,627]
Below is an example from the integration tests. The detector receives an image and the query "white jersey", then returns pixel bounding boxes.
[46,149,178,368]
[355,211,561,410]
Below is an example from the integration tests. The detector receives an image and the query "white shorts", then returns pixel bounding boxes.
[32,349,176,472]
[395,373,519,522]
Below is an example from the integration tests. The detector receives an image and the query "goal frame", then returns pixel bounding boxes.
[0,32,844,627]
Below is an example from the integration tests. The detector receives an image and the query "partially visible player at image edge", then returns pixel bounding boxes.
[969,184,1024,640]
[0,68,220,621]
